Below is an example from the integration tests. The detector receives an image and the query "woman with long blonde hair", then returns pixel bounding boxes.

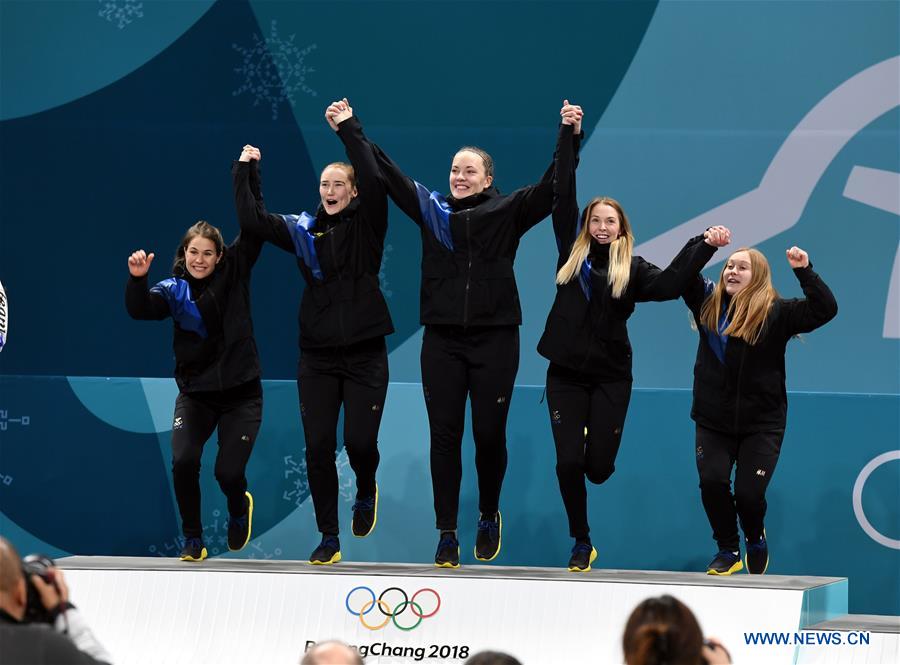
[537,107,731,572]
[682,246,837,575]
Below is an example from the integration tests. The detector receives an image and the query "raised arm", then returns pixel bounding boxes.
[231,146,297,254]
[327,99,388,235]
[125,250,170,320]
[634,226,730,302]
[779,247,838,335]
[325,103,426,228]
[552,111,580,253]
[516,100,584,236]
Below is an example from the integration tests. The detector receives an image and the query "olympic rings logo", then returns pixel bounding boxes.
[345,586,441,631]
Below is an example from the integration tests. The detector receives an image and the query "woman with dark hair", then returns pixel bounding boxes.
[682,246,837,575]
[332,98,584,567]
[538,106,731,572]
[232,100,392,566]
[623,595,731,665]
[126,220,264,561]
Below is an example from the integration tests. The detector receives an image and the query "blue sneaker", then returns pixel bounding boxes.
[568,542,598,572]
[474,511,502,561]
[745,531,769,574]
[435,532,460,568]
[351,485,378,538]
[707,549,743,575]
[180,537,207,562]
[309,536,341,565]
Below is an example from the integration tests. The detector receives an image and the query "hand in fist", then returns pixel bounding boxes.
[704,225,732,248]
[325,98,353,131]
[560,99,584,135]
[128,249,155,277]
[239,144,261,162]
[786,246,809,268]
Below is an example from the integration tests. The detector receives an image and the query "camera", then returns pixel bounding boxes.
[22,553,57,624]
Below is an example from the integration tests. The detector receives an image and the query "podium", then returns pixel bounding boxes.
[61,556,856,664]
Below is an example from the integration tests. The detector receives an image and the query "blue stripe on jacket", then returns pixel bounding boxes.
[699,277,728,364]
[280,213,324,280]
[414,182,454,251]
[151,278,208,338]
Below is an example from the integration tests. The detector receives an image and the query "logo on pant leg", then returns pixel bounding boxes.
[496,396,507,404]
[696,445,704,460]
[241,434,250,442]
[756,469,767,477]
[551,410,562,425]
[173,417,183,430]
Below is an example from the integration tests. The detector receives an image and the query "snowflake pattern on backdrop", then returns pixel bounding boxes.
[148,508,283,559]
[233,20,317,120]
[283,448,353,507]
[379,244,394,298]
[97,1,143,29]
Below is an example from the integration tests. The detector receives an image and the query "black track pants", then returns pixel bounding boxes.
[695,425,784,551]
[421,325,519,531]
[171,379,262,539]
[545,363,632,539]
[299,337,388,536]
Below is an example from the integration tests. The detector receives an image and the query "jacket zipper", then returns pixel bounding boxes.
[330,227,346,344]
[733,344,747,433]
[207,285,225,391]
[462,210,472,327]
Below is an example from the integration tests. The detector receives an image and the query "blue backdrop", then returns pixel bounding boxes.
[1,0,897,616]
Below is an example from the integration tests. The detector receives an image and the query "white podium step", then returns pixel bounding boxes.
[797,615,900,665]
[60,556,851,665]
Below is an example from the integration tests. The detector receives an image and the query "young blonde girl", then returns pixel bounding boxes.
[682,246,837,575]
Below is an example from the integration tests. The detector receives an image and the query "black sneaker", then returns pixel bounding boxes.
[707,549,743,575]
[309,536,341,565]
[228,491,254,551]
[351,485,378,538]
[435,532,460,569]
[180,537,207,562]
[568,542,597,572]
[474,511,502,561]
[745,531,769,574]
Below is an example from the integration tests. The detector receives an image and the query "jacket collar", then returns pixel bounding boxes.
[315,197,361,225]
[446,186,500,212]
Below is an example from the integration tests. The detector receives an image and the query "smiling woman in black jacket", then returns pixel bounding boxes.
[232,102,392,566]
[682,245,837,576]
[126,220,263,562]
[539,105,730,572]
[335,98,582,568]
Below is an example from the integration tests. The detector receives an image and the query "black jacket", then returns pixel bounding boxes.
[232,116,393,350]
[345,120,581,326]
[682,266,838,433]
[125,233,263,392]
[0,608,110,664]
[537,124,719,380]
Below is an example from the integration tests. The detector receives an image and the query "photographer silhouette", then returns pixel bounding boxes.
[0,537,112,664]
